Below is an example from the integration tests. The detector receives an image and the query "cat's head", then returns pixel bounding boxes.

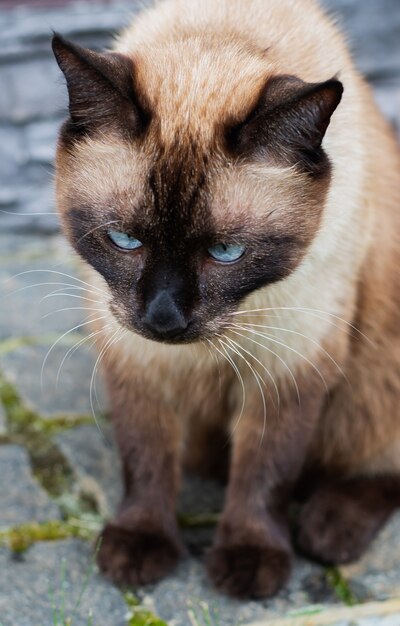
[52,34,342,344]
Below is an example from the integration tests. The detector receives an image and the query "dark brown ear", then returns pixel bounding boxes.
[228,75,343,174]
[52,33,149,135]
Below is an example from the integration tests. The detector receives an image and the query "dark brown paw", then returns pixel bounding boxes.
[207,543,291,599]
[296,482,392,565]
[97,523,183,586]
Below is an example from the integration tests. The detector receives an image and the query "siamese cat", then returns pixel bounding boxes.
[52,0,400,599]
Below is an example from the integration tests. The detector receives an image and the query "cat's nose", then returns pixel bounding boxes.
[142,289,189,339]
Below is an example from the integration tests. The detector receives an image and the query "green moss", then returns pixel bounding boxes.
[178,512,220,528]
[0,333,87,357]
[0,374,20,409]
[124,592,168,626]
[124,592,141,608]
[0,373,92,435]
[0,519,97,552]
[288,605,325,617]
[127,610,168,626]
[326,567,359,606]
[0,336,38,355]
[0,244,67,266]
[0,373,93,498]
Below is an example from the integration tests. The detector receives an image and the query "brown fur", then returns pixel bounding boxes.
[296,475,400,564]
[53,0,400,599]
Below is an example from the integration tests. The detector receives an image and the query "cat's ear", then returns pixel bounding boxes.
[52,33,148,135]
[229,75,343,174]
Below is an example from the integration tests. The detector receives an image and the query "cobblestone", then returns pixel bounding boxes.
[0,539,129,626]
[56,425,121,517]
[0,445,60,529]
[53,424,342,625]
[0,233,108,418]
[0,343,108,418]
[56,424,226,520]
[0,235,79,342]
[0,403,6,437]
[148,558,337,626]
[341,513,400,602]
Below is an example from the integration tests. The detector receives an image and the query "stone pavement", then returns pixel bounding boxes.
[0,1,400,625]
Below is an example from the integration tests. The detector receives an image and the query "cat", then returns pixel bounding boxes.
[52,0,400,599]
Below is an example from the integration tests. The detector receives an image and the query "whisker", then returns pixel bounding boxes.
[202,339,222,399]
[212,337,246,430]
[292,308,375,348]
[231,324,329,394]
[75,220,121,245]
[41,292,105,306]
[229,306,374,346]
[40,314,108,389]
[92,324,121,407]
[0,210,58,215]
[217,336,249,436]
[220,335,264,390]
[228,327,301,407]
[89,327,124,443]
[224,333,280,413]
[7,269,105,296]
[233,309,361,344]
[92,327,124,411]
[9,282,95,299]
[41,306,108,319]
[56,326,111,388]
[237,321,350,387]
[220,335,267,446]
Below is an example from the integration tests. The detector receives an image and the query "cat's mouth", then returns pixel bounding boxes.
[113,309,203,344]
[137,318,197,344]
[110,300,226,345]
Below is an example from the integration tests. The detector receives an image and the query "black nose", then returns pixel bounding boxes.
[142,290,189,338]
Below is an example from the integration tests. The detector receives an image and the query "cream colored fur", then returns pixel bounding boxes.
[62,0,400,474]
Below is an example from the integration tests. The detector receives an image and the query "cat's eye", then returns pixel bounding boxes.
[108,229,143,251]
[207,243,246,263]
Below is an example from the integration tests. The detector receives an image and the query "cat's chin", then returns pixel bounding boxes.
[128,322,205,346]
[109,309,203,344]
[139,332,201,346]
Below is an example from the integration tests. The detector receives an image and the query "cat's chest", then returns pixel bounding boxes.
[117,330,225,413]
[225,262,355,384]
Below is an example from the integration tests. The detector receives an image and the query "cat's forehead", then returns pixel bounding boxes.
[58,133,310,240]
[58,133,213,233]
[57,33,321,233]
[133,36,271,145]
[58,137,147,211]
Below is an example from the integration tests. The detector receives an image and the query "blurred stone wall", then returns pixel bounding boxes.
[0,0,399,234]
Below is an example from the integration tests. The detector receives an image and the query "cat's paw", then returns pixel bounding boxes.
[296,482,390,564]
[207,542,291,599]
[97,522,184,586]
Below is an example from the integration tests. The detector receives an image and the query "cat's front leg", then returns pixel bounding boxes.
[207,392,321,599]
[97,373,185,586]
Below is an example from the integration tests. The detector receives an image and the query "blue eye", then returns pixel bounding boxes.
[208,242,246,263]
[108,229,143,251]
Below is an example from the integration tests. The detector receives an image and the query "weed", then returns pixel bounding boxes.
[187,600,225,626]
[326,567,359,606]
[124,592,168,626]
[0,519,99,552]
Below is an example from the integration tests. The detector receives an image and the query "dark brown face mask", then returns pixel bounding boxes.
[52,33,342,344]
